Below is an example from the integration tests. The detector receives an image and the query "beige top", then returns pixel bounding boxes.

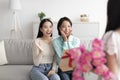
[33,38,58,71]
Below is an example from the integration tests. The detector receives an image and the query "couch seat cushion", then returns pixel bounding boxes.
[0,65,32,80]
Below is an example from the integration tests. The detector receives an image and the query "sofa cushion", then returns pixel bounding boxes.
[0,40,8,65]
[0,65,32,80]
[4,39,34,65]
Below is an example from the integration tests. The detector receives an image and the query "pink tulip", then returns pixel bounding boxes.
[67,46,82,60]
[72,76,84,80]
[93,58,107,66]
[79,52,92,63]
[92,38,103,50]
[91,50,105,59]
[103,70,116,80]
[80,62,93,72]
[94,64,109,75]
[79,44,86,53]
[72,67,84,80]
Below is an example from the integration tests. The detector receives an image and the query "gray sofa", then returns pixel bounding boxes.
[0,39,34,80]
[0,39,100,80]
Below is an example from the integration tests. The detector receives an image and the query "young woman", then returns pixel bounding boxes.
[53,17,80,80]
[30,19,60,80]
[102,0,120,80]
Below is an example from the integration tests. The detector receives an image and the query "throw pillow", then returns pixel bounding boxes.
[0,40,8,65]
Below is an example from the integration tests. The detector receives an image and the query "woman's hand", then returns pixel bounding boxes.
[60,30,72,41]
[47,69,55,77]
[60,30,67,41]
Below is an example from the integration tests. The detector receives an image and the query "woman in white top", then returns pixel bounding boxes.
[102,0,120,79]
[30,19,60,80]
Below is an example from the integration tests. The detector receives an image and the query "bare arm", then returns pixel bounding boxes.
[106,52,118,77]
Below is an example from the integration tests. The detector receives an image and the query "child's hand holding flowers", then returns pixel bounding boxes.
[70,38,116,80]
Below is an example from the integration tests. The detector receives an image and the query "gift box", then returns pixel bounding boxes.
[59,48,80,72]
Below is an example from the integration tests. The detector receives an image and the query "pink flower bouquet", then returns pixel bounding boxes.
[68,38,116,80]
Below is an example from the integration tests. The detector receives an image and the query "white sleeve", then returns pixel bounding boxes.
[52,54,58,72]
[33,40,43,66]
[102,32,118,55]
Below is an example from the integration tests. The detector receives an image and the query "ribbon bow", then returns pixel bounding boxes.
[62,49,76,67]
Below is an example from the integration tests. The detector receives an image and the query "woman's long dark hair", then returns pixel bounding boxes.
[37,18,53,38]
[105,0,120,33]
[57,17,72,36]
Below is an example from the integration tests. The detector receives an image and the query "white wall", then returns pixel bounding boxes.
[0,0,108,39]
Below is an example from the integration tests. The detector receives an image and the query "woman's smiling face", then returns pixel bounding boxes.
[60,21,72,37]
[40,21,53,37]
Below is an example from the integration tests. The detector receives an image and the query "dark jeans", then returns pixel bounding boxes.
[57,68,73,80]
